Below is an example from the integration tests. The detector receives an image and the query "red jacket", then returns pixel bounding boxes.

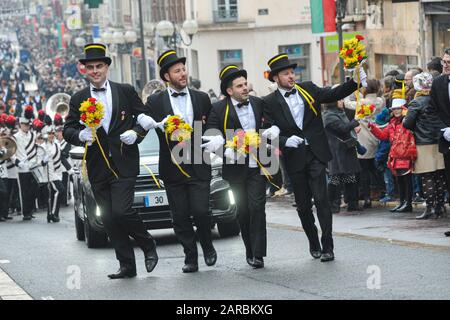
[369,117,417,175]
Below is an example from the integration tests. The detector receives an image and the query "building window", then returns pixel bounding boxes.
[213,0,238,23]
[380,54,418,76]
[218,49,243,71]
[258,9,269,16]
[278,44,311,82]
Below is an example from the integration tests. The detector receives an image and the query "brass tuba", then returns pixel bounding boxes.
[141,79,167,103]
[0,136,17,161]
[45,93,71,120]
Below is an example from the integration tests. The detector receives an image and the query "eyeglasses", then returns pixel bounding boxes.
[441,60,450,66]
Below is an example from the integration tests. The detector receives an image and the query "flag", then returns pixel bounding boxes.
[57,22,66,49]
[310,0,336,34]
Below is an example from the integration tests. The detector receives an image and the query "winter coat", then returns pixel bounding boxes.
[369,117,417,176]
[322,106,361,175]
[402,94,445,145]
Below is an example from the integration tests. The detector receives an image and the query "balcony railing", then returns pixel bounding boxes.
[213,9,238,23]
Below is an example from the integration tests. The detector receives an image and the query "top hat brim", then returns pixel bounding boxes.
[159,57,187,82]
[268,63,297,82]
[79,57,112,66]
[220,69,247,96]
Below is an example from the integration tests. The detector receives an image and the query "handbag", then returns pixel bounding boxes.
[336,136,358,149]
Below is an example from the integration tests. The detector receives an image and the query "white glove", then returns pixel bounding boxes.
[285,135,304,148]
[0,147,7,157]
[18,160,29,170]
[201,135,224,153]
[120,130,138,145]
[79,127,94,145]
[224,148,237,162]
[42,154,50,164]
[261,126,280,140]
[442,128,450,142]
[137,114,158,131]
[353,67,367,88]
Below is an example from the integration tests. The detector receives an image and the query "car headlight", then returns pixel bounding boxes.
[96,206,101,217]
[228,190,235,205]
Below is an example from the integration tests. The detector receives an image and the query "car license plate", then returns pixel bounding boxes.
[144,192,169,207]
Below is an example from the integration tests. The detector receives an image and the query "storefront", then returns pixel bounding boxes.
[423,0,450,56]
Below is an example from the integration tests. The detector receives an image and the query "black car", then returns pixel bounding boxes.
[70,130,239,248]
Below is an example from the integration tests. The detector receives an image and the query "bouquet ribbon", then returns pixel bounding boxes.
[141,164,161,188]
[164,131,191,178]
[294,84,317,116]
[82,128,119,181]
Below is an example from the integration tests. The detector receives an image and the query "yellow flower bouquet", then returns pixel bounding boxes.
[79,97,104,128]
[356,104,376,120]
[164,115,193,143]
[339,35,367,70]
[225,129,261,156]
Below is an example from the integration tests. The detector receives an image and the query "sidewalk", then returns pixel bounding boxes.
[0,266,32,300]
[266,196,450,249]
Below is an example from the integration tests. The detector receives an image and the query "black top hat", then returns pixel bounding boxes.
[158,50,186,82]
[79,43,112,66]
[219,65,247,96]
[267,53,297,82]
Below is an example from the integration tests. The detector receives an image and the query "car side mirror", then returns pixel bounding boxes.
[69,146,85,160]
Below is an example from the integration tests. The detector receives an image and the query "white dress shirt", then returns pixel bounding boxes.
[168,86,193,126]
[90,80,113,133]
[278,86,309,145]
[231,98,257,168]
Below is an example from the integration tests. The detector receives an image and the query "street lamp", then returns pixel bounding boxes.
[336,0,348,84]
[74,37,86,48]
[156,19,198,48]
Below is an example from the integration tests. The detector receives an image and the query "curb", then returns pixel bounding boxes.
[0,267,33,300]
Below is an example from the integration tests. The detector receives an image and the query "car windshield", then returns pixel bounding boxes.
[138,130,160,156]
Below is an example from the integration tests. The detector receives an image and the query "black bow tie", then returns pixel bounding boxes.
[284,89,297,98]
[171,91,187,98]
[93,87,106,92]
[237,100,250,108]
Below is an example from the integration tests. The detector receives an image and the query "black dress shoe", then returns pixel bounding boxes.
[444,231,450,237]
[0,217,5,222]
[390,202,405,212]
[22,216,32,221]
[252,257,264,269]
[396,202,413,213]
[246,257,254,267]
[320,252,335,262]
[310,250,322,259]
[204,250,217,266]
[4,216,12,220]
[182,263,199,273]
[144,248,158,273]
[107,267,137,279]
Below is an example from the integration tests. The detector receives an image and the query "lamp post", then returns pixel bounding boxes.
[138,0,147,90]
[336,0,348,84]
[155,19,198,49]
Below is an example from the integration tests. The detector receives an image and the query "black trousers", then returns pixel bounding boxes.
[165,178,214,264]
[444,153,450,198]
[0,178,8,218]
[61,172,69,206]
[290,147,333,254]
[91,176,155,270]
[229,168,267,259]
[18,173,38,217]
[49,180,65,217]
[396,173,413,205]
[7,178,20,212]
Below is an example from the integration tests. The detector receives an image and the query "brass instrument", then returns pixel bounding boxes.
[141,79,167,103]
[0,136,17,161]
[45,93,71,120]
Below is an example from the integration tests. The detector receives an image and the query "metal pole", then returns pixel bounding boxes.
[337,17,345,84]
[138,0,147,89]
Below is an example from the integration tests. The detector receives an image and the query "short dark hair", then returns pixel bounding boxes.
[427,57,443,74]
[444,47,450,56]
[384,69,400,77]
[365,79,380,95]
